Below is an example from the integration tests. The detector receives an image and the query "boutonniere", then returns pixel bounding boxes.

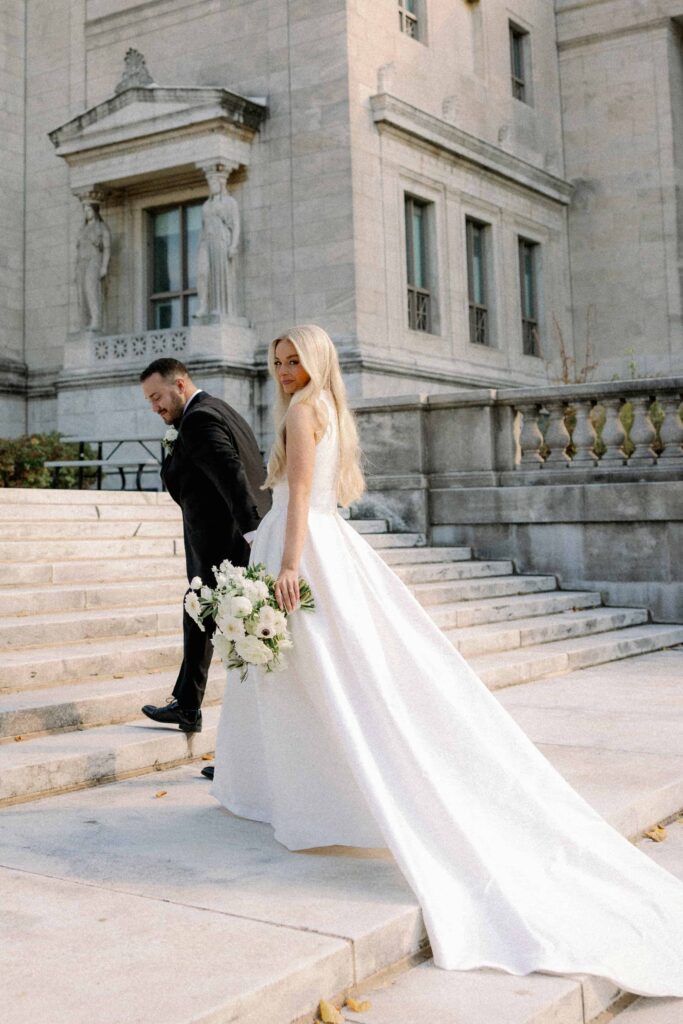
[162,426,178,455]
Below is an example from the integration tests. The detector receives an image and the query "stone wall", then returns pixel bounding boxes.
[0,0,27,435]
[556,0,683,380]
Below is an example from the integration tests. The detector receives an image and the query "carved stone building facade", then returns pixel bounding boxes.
[1,0,682,441]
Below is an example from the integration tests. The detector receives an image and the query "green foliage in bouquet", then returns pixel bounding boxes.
[0,433,96,489]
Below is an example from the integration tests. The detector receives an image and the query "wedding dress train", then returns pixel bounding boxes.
[211,390,683,997]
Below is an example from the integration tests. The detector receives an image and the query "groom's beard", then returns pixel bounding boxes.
[158,394,185,426]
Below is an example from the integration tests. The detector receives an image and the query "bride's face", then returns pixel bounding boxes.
[273,339,310,394]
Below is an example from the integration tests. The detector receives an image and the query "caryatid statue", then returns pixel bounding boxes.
[75,197,111,332]
[195,166,241,319]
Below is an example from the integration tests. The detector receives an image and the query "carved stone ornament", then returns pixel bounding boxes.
[114,49,155,94]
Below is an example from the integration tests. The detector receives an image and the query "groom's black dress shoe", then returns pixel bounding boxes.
[201,765,214,780]
[141,699,202,733]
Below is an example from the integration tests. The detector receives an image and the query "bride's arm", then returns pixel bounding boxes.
[275,401,316,613]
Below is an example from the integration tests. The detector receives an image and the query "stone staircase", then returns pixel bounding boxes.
[1,487,683,807]
[3,488,683,1024]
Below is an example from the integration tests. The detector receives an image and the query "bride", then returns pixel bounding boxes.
[211,324,683,998]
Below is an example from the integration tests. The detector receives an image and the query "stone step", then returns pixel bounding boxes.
[395,558,513,586]
[2,651,683,1022]
[379,545,472,565]
[427,589,603,629]
[0,536,182,561]
[0,604,180,649]
[0,667,225,740]
[473,624,683,690]
[413,573,558,607]
[349,518,389,534]
[0,519,183,540]
[0,553,185,586]
[447,606,650,657]
[0,577,188,617]
[0,706,220,805]
[366,532,426,548]
[0,487,172,505]
[0,502,181,522]
[0,634,183,693]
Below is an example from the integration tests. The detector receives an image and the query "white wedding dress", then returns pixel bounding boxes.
[212,389,683,997]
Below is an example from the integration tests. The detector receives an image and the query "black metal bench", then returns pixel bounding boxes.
[44,457,162,491]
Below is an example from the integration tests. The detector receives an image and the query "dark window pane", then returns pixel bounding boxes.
[412,205,426,288]
[152,298,180,329]
[152,209,181,293]
[185,203,202,290]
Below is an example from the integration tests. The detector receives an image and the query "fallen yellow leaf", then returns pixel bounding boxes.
[113,674,124,679]
[319,999,344,1023]
[345,997,371,1012]
[201,754,213,761]
[155,790,168,799]
[14,736,22,742]
[645,825,667,842]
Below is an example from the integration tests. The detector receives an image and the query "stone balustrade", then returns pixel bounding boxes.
[91,328,190,365]
[351,379,683,623]
[509,380,683,470]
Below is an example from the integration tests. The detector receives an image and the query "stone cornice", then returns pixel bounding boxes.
[0,358,28,396]
[370,93,573,206]
[49,86,267,158]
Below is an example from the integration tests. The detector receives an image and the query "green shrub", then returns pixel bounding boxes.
[0,433,96,489]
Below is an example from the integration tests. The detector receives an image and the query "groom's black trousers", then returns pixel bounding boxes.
[172,595,217,712]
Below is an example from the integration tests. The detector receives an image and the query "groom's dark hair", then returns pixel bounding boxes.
[139,358,190,382]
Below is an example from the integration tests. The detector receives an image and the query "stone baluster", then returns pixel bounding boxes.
[598,397,626,466]
[517,404,545,467]
[569,399,597,467]
[655,392,683,463]
[627,395,656,465]
[542,400,571,465]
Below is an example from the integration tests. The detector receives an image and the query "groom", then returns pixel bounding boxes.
[140,357,271,735]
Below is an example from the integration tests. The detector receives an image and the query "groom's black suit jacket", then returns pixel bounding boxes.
[161,391,271,583]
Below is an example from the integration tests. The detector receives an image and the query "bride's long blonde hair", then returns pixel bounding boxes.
[263,324,365,507]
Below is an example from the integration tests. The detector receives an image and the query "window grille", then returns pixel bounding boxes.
[405,195,432,332]
[466,218,490,346]
[399,0,419,39]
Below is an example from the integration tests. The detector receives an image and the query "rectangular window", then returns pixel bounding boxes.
[466,218,490,346]
[519,237,540,356]
[405,195,432,332]
[398,0,419,39]
[509,23,529,103]
[148,200,202,328]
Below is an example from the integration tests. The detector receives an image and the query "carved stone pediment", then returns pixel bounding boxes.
[49,78,267,192]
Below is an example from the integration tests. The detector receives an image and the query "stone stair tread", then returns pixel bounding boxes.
[0,667,225,739]
[0,577,187,615]
[449,606,649,643]
[471,623,683,672]
[408,560,514,585]
[0,488,175,505]
[379,545,472,564]
[366,533,426,548]
[0,705,220,778]
[0,522,183,540]
[427,590,602,627]
[0,602,178,631]
[0,554,185,586]
[0,632,180,667]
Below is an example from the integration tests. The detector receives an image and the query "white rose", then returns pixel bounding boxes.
[189,576,202,591]
[200,586,213,600]
[235,634,274,665]
[230,596,253,619]
[211,632,233,663]
[184,591,205,632]
[216,615,245,640]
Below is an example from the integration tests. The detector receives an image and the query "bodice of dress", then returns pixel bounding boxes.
[270,390,339,516]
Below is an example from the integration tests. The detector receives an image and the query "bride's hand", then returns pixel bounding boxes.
[275,567,300,613]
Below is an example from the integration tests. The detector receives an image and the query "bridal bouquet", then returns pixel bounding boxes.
[183,560,315,681]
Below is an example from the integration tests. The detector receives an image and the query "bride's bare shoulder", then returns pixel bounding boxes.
[286,398,327,443]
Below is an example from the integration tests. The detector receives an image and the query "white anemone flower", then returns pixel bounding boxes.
[216,615,245,640]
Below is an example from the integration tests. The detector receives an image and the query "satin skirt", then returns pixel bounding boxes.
[212,505,683,997]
